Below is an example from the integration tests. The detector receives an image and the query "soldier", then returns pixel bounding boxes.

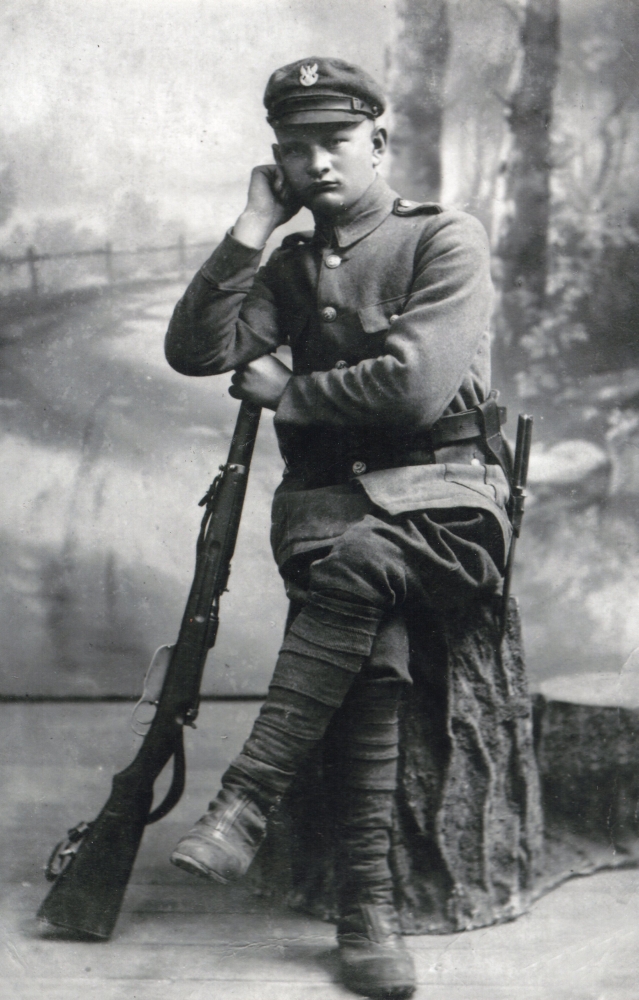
[165,57,511,999]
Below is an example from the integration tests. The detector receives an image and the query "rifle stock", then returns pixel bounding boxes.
[38,401,262,939]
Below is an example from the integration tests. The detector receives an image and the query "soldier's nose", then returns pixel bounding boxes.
[307,148,331,177]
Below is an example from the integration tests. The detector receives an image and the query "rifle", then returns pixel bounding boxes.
[502,413,533,623]
[37,400,262,939]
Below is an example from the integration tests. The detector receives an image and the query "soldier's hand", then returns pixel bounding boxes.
[229,354,292,410]
[233,166,302,249]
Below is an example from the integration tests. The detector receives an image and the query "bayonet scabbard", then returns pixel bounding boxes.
[502,414,533,626]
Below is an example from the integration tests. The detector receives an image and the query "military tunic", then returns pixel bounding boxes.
[165,175,510,571]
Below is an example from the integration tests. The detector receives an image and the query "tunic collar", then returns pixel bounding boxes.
[313,174,398,249]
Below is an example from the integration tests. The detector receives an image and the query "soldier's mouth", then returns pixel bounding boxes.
[309,181,340,193]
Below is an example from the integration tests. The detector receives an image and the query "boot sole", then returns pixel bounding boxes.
[170,850,230,885]
[341,975,415,1000]
[340,953,416,999]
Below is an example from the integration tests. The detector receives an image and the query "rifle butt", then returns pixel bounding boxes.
[37,774,153,939]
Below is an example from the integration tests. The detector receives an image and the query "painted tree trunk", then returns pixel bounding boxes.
[387,0,451,202]
[492,0,561,387]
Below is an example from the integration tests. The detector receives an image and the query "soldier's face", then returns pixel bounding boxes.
[273,120,386,216]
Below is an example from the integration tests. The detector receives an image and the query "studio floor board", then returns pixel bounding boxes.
[2,702,638,1000]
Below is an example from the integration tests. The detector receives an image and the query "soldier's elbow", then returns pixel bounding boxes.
[393,380,441,428]
[382,366,428,424]
[164,330,206,376]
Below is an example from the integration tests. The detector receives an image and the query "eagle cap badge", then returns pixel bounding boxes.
[299,63,319,87]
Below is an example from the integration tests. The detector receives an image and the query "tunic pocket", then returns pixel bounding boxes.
[357,295,407,334]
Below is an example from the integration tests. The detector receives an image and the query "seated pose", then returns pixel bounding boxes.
[165,56,511,1000]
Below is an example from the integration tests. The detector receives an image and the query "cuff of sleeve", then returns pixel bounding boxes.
[199,229,265,286]
[275,373,326,428]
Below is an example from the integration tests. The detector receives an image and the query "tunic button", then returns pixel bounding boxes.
[389,314,399,323]
[325,254,341,268]
[321,306,337,322]
[352,460,367,475]
[334,360,348,369]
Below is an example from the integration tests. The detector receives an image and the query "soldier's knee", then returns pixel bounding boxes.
[309,521,403,606]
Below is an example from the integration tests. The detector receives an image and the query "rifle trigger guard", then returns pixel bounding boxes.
[131,645,174,736]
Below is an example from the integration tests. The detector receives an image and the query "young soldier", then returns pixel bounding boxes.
[165,57,511,999]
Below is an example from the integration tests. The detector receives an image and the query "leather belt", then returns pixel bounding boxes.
[282,396,510,487]
[428,403,507,449]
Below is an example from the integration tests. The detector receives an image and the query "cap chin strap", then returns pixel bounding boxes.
[268,93,378,125]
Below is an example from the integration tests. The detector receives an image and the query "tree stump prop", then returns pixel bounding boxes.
[249,604,639,932]
[250,598,546,933]
[533,671,639,893]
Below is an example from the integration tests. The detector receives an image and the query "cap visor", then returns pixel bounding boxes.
[272,109,369,126]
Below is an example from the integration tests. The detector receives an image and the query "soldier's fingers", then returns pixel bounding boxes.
[252,164,277,185]
[251,163,274,176]
[273,168,301,212]
[272,166,286,194]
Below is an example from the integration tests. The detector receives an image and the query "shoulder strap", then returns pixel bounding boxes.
[393,198,443,217]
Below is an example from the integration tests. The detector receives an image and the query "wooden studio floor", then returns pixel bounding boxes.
[2,701,639,1000]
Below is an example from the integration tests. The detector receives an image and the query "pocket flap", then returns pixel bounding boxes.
[357,296,406,334]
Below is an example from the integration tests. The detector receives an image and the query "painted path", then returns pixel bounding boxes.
[0,283,288,696]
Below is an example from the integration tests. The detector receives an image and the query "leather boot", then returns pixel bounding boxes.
[170,787,267,883]
[170,597,383,882]
[335,666,414,997]
[338,896,416,999]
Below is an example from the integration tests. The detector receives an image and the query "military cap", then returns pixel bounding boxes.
[264,57,386,128]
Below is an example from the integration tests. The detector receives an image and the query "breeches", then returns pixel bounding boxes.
[282,505,505,685]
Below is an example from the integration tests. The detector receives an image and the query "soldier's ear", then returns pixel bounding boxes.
[272,144,282,165]
[371,127,387,166]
